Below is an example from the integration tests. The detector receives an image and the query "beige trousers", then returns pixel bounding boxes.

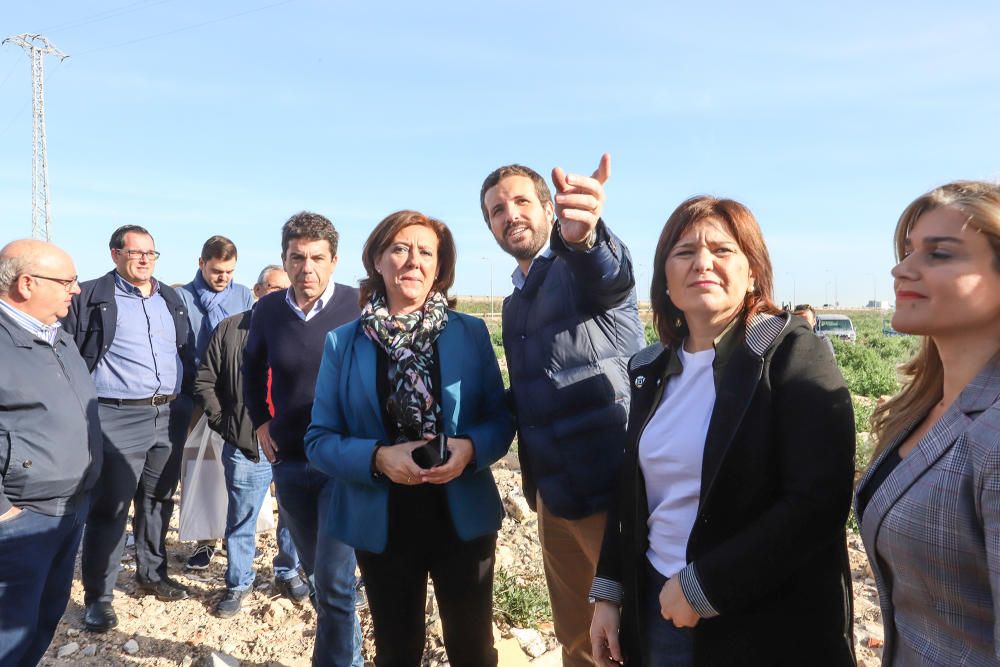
[537,493,607,667]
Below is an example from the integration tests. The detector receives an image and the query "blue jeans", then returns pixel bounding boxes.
[221,443,300,591]
[643,559,695,666]
[271,459,362,667]
[0,502,88,667]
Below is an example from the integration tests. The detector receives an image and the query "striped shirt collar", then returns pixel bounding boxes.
[0,297,61,345]
[113,271,159,297]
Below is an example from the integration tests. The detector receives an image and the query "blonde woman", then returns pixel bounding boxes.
[855,181,1000,665]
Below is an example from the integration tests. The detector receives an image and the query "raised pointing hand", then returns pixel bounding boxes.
[551,153,611,245]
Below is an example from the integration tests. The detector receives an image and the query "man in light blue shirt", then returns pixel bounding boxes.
[64,225,196,633]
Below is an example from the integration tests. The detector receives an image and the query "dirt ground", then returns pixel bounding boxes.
[37,459,885,666]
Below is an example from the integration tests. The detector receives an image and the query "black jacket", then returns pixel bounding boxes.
[502,220,644,519]
[193,309,258,461]
[594,314,856,666]
[63,270,196,395]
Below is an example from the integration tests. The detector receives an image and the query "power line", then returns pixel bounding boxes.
[76,0,297,56]
[0,59,19,93]
[40,0,176,35]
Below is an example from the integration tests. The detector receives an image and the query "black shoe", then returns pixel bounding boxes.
[161,576,190,593]
[214,588,249,618]
[137,577,190,601]
[185,544,216,570]
[275,573,310,604]
[83,601,118,633]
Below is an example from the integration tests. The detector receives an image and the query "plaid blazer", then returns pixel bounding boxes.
[856,357,1000,666]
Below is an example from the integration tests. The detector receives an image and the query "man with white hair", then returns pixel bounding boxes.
[0,240,103,665]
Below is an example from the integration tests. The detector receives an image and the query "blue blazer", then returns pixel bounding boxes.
[855,356,1000,665]
[305,311,515,554]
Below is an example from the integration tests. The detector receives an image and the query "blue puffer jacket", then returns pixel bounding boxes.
[503,220,644,520]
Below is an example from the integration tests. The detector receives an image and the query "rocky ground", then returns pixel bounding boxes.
[39,456,884,666]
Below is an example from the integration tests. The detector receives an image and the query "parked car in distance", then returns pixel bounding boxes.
[816,313,857,342]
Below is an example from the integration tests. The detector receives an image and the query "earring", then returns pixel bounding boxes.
[747,284,754,293]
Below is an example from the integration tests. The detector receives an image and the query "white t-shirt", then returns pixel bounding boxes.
[640,345,716,578]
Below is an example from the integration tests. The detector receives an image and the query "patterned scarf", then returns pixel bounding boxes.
[360,291,449,442]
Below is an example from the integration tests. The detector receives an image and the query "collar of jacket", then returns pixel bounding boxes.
[0,306,71,350]
[858,352,1000,527]
[85,270,118,304]
[515,253,555,298]
[631,311,790,501]
[631,311,788,385]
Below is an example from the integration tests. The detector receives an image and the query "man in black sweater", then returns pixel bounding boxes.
[243,213,362,667]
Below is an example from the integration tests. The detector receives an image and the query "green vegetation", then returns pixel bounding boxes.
[454,296,501,317]
[493,568,552,627]
[644,319,658,345]
[827,311,918,399]
[832,338,900,398]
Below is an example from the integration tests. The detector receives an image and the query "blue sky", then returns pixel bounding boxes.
[2,1,998,307]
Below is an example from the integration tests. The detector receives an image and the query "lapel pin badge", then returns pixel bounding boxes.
[634,376,646,388]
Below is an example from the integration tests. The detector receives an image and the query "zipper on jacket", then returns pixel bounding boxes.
[50,343,93,480]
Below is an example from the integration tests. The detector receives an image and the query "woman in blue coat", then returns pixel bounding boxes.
[305,210,514,667]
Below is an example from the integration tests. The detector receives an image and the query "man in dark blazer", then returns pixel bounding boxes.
[64,225,196,633]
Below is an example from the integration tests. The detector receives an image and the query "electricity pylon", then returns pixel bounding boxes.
[3,34,68,240]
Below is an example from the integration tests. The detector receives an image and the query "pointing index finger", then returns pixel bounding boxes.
[591,152,611,185]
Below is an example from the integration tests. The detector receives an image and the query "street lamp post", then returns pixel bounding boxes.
[784,272,796,308]
[482,256,494,318]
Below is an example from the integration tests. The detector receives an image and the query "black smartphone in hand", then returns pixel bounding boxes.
[412,433,451,469]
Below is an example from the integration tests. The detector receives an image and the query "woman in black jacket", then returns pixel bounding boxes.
[589,196,856,666]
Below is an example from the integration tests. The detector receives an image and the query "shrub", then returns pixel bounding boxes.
[852,395,875,434]
[493,568,551,627]
[644,320,658,345]
[858,332,917,365]
[832,338,899,398]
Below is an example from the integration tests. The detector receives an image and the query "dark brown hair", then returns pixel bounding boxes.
[651,195,780,346]
[200,235,237,262]
[281,211,339,259]
[109,225,153,250]
[359,210,457,307]
[479,164,552,224]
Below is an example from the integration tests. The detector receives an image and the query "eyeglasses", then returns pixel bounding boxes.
[116,249,161,260]
[30,274,79,292]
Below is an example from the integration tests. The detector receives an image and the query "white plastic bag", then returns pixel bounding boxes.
[179,416,227,542]
[256,485,276,532]
[179,415,277,540]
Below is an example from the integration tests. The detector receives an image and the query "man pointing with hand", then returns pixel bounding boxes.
[480,155,643,665]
